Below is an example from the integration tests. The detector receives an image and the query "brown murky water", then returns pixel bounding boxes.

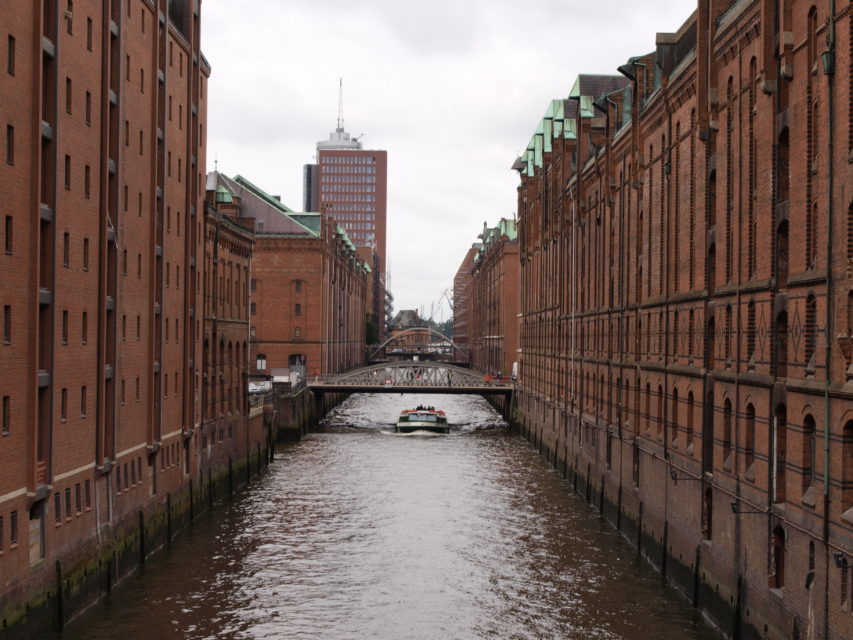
[62,393,718,640]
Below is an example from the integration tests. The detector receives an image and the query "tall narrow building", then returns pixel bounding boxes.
[304,86,388,332]
[0,3,266,632]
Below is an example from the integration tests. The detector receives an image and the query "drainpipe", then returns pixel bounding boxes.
[821,1,836,638]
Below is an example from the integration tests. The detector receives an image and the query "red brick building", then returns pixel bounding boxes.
[304,122,389,332]
[469,219,519,377]
[513,2,852,638]
[208,172,369,378]
[452,245,480,364]
[202,181,256,469]
[0,2,265,631]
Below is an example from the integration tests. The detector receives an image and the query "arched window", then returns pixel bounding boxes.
[256,353,267,371]
[745,403,756,472]
[686,391,695,453]
[803,414,816,492]
[645,382,651,434]
[777,128,790,203]
[772,526,786,588]
[723,399,733,469]
[671,387,679,445]
[774,404,788,502]
[843,421,853,513]
[776,311,788,378]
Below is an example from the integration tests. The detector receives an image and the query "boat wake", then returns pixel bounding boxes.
[380,429,445,437]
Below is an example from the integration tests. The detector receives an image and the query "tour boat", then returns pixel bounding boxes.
[395,407,450,434]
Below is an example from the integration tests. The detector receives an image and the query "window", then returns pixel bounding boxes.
[82,311,88,344]
[65,488,71,518]
[844,421,853,512]
[61,388,68,420]
[685,391,693,454]
[121,379,125,404]
[85,91,91,125]
[295,327,302,338]
[64,154,71,189]
[7,35,14,75]
[745,404,755,472]
[6,125,14,165]
[747,301,756,363]
[54,493,61,523]
[86,17,92,50]
[65,77,72,112]
[116,464,121,492]
[75,483,81,513]
[2,395,9,436]
[80,386,86,417]
[85,479,91,508]
[632,443,640,487]
[4,215,11,253]
[122,248,127,275]
[805,295,817,370]
[9,510,17,545]
[295,280,302,292]
[65,1,73,34]
[84,165,90,198]
[63,232,70,266]
[3,305,10,344]
[295,303,301,316]
[256,354,266,370]
[723,399,732,469]
[135,377,139,401]
[62,310,68,343]
[803,415,816,492]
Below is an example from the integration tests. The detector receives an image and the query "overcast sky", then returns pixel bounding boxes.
[202,0,690,321]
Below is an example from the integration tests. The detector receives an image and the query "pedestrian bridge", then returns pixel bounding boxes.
[307,362,513,396]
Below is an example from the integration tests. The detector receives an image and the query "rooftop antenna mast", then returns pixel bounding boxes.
[337,78,344,132]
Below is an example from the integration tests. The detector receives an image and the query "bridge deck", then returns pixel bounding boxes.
[307,383,513,395]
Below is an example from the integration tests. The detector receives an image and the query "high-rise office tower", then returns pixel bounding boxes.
[304,85,388,330]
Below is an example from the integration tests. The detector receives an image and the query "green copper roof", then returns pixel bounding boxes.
[215,185,233,204]
[289,213,321,234]
[520,98,577,177]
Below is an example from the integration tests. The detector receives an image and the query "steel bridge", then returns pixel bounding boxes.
[308,362,512,397]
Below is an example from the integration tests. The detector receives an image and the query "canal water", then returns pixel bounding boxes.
[62,394,717,640]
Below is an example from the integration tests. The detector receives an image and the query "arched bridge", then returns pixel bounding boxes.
[308,362,512,397]
[368,328,469,361]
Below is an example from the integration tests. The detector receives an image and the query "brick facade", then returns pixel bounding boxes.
[469,220,519,377]
[207,172,369,378]
[452,246,480,361]
[513,2,853,638]
[0,2,265,629]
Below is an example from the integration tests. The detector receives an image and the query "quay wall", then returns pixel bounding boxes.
[512,390,845,640]
[0,436,272,640]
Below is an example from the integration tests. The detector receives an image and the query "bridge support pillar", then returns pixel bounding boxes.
[313,391,325,424]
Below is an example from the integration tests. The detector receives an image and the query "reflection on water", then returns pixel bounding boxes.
[63,394,717,640]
